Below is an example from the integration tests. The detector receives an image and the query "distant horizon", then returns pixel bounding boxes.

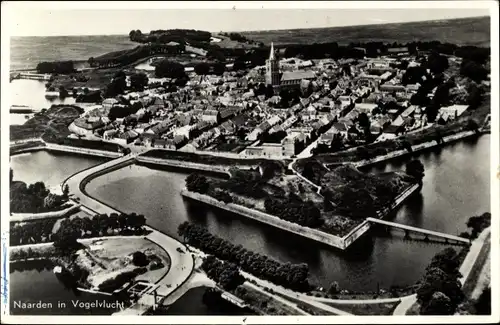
[8,14,490,38]
[3,3,491,37]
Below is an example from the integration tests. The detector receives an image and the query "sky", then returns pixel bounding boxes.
[2,1,492,37]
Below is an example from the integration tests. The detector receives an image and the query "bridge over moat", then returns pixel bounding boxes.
[366,217,471,246]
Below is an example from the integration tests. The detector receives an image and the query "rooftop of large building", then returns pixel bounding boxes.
[281,70,316,82]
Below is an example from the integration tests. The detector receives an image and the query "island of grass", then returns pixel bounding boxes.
[182,160,417,242]
[10,105,83,142]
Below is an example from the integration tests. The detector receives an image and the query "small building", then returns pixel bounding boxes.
[387,47,409,56]
[103,129,118,141]
[102,98,119,110]
[201,109,220,123]
[380,84,406,93]
[118,130,139,144]
[153,138,172,149]
[355,103,378,115]
[330,122,349,137]
[439,105,468,118]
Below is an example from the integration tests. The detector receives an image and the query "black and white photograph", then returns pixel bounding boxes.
[1,1,498,323]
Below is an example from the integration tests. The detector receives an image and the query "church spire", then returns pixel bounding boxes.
[269,42,275,60]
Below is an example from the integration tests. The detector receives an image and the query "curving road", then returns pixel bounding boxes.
[62,153,195,315]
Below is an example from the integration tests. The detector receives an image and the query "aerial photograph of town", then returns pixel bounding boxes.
[2,1,497,322]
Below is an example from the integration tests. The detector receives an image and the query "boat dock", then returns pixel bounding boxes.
[10,72,52,82]
[10,105,35,114]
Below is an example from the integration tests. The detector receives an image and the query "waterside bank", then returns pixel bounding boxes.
[181,181,421,250]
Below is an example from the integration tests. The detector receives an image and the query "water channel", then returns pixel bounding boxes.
[9,79,77,125]
[10,134,490,296]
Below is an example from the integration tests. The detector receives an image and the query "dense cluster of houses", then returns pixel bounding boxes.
[67,48,470,158]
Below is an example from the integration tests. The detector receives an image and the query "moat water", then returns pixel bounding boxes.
[9,134,490,313]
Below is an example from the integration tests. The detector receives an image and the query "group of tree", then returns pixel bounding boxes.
[251,83,275,99]
[406,159,425,185]
[460,60,489,83]
[264,196,324,228]
[129,72,149,91]
[259,130,287,144]
[129,29,212,44]
[212,189,233,204]
[185,173,210,194]
[76,89,102,103]
[103,70,127,98]
[268,40,489,63]
[426,51,449,74]
[36,61,75,74]
[154,59,188,82]
[330,186,377,219]
[178,222,311,291]
[9,212,147,247]
[221,169,268,199]
[416,247,465,315]
[193,62,226,76]
[202,255,245,291]
[108,100,143,121]
[300,160,328,185]
[277,88,302,108]
[459,212,491,240]
[474,287,491,315]
[466,83,485,110]
[10,219,58,246]
[10,180,67,214]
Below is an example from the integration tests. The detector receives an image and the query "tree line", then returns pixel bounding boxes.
[193,62,226,76]
[178,222,311,291]
[129,29,212,44]
[459,212,491,240]
[52,137,124,153]
[264,196,324,228]
[36,61,75,74]
[416,247,465,315]
[279,40,489,63]
[202,255,245,291]
[10,212,147,247]
[10,178,68,214]
[103,70,149,99]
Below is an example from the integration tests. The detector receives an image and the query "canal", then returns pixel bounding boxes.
[9,79,76,125]
[9,134,490,294]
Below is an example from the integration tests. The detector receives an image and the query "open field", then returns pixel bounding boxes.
[240,16,490,47]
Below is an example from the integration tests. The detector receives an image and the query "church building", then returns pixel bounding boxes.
[265,42,316,91]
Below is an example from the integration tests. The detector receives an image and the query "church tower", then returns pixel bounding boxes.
[266,42,280,89]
